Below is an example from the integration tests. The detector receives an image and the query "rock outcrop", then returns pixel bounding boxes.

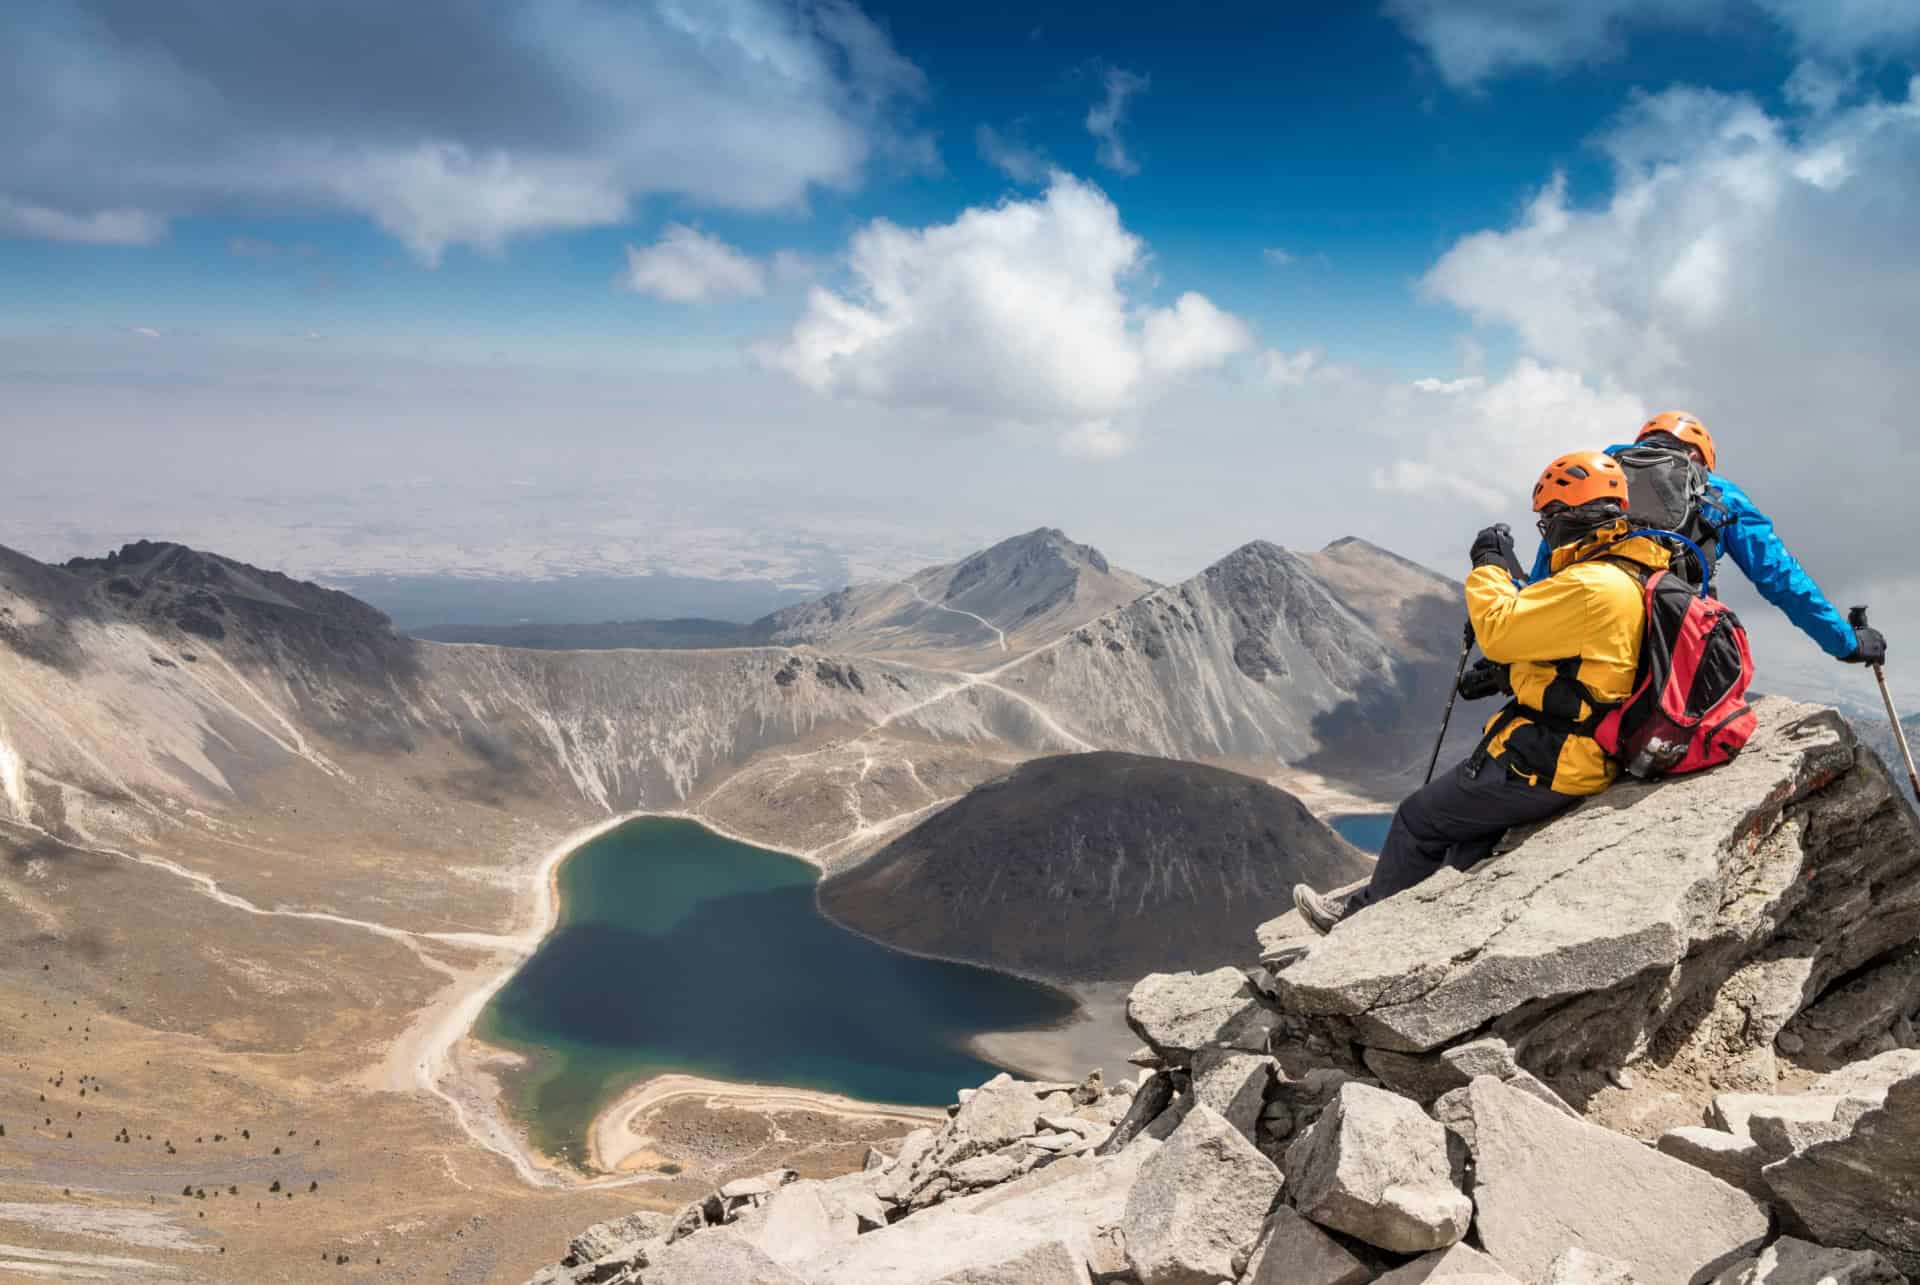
[1261,701,1920,1089]
[530,699,1920,1285]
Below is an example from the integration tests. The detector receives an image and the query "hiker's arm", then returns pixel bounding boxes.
[1713,476,1857,659]
[1465,564,1603,665]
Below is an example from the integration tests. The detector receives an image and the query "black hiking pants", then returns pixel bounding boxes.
[1356,755,1579,908]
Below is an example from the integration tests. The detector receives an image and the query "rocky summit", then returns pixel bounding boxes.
[531,696,1920,1284]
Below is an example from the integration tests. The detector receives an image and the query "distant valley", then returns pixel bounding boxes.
[0,522,1471,1280]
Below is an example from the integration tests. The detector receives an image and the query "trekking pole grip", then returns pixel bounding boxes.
[1849,605,1870,632]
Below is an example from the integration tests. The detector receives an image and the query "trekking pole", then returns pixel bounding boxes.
[1850,606,1920,799]
[1426,620,1476,785]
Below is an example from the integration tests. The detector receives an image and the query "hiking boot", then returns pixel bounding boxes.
[1293,883,1354,936]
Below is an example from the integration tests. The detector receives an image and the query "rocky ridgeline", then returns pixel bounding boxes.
[529,698,1920,1285]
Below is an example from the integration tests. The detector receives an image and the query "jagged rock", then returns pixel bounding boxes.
[1264,704,1920,1081]
[729,1183,848,1268]
[1811,1049,1920,1098]
[638,1229,804,1284]
[1748,1103,1861,1159]
[1543,1248,1642,1285]
[1655,1127,1768,1199]
[1239,1207,1373,1285]
[567,1212,670,1267]
[1363,1038,1517,1104]
[1128,968,1280,1062]
[1283,1082,1469,1253]
[945,1075,1046,1157]
[1190,1049,1274,1141]
[1122,1104,1282,1285]
[1098,1070,1175,1156]
[1462,1077,1767,1285]
[1763,1070,1920,1273]
[1779,943,1920,1067]
[1707,1093,1844,1141]
[948,1153,1025,1188]
[798,1219,1091,1285]
[1374,1244,1522,1284]
[1710,1237,1908,1285]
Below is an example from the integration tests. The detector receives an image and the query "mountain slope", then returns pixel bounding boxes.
[818,752,1371,981]
[979,541,1422,772]
[759,528,1155,667]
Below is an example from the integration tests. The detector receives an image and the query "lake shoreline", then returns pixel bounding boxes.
[474,812,1096,1180]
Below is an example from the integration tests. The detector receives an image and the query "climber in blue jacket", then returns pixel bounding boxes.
[1525,411,1886,666]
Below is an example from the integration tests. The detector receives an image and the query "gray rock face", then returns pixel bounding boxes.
[1122,1104,1283,1285]
[1127,968,1279,1062]
[641,1229,806,1285]
[1283,1083,1469,1253]
[1263,702,1920,1085]
[567,1211,670,1267]
[1543,1248,1642,1285]
[1374,1244,1522,1285]
[1763,1071,1920,1274]
[945,1074,1046,1158]
[1710,1237,1908,1285]
[1189,1049,1274,1141]
[1239,1208,1373,1285]
[1462,1078,1767,1285]
[798,1219,1091,1285]
[1655,1127,1769,1199]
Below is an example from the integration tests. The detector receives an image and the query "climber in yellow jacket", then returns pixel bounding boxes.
[1294,450,1671,933]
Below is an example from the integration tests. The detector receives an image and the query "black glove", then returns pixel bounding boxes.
[1470,524,1522,576]
[1458,658,1511,701]
[1843,626,1887,666]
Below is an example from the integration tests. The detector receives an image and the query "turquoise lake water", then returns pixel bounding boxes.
[1329,812,1391,854]
[476,817,1077,1169]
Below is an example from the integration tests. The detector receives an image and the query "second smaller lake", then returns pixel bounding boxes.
[1330,812,1391,855]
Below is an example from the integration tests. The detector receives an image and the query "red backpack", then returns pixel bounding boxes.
[1593,538,1756,777]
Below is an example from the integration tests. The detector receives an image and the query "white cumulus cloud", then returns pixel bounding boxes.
[623,226,768,303]
[1416,75,1920,610]
[760,174,1250,449]
[0,0,930,264]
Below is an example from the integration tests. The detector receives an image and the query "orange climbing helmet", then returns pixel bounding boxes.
[1636,410,1716,471]
[1532,450,1629,513]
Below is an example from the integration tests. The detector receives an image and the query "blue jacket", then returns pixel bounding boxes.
[1526,443,1858,659]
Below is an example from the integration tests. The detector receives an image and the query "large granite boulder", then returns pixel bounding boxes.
[1374,1244,1522,1284]
[1127,967,1280,1062]
[1122,1104,1283,1285]
[1763,1070,1920,1273]
[1461,1077,1768,1285]
[1710,1238,1906,1285]
[1263,702,1920,1084]
[1283,1082,1469,1253]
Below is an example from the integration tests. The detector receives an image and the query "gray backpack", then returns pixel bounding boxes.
[1615,445,1723,587]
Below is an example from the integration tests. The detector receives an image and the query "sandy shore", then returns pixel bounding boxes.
[588,1074,946,1174]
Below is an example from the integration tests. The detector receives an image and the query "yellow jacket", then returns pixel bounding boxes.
[1464,522,1670,795]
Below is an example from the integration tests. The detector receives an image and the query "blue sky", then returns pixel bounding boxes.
[0,1,1861,366]
[2,0,1918,698]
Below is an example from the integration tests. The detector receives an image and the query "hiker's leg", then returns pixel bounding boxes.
[1442,770,1579,873]
[1362,758,1574,905]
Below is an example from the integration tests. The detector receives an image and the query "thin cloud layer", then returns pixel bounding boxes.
[0,0,929,263]
[624,227,768,303]
[1388,0,1920,88]
[760,174,1249,447]
[1086,67,1150,174]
